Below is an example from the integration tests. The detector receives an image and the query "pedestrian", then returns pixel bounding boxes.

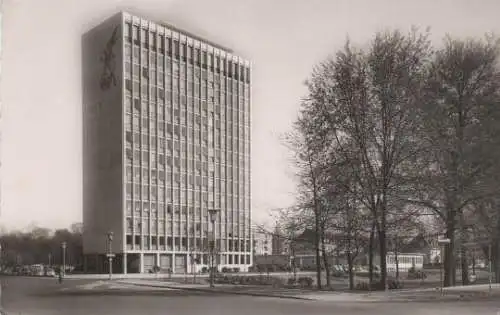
[58,270,63,284]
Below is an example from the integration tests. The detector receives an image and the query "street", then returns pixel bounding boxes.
[2,276,500,315]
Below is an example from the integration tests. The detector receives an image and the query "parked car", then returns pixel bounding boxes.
[44,267,56,277]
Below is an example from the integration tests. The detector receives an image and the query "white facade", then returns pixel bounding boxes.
[253,229,271,256]
[386,253,424,272]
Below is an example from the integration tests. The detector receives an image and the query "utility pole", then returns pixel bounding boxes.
[207,209,220,288]
[488,243,492,295]
[61,242,67,282]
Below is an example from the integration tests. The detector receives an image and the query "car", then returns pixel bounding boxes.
[45,268,56,277]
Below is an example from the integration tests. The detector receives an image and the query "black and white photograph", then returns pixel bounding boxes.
[1,0,500,314]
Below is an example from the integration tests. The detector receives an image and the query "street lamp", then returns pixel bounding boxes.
[107,232,115,280]
[208,208,220,288]
[0,244,3,272]
[61,242,67,278]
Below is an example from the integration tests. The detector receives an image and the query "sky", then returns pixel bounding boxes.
[1,0,500,231]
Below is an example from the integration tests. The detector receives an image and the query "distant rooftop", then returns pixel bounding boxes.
[123,11,235,54]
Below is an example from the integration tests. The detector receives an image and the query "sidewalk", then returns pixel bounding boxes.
[117,279,313,300]
[118,279,500,303]
[63,271,316,280]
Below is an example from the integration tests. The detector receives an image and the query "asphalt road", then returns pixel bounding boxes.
[2,276,500,315]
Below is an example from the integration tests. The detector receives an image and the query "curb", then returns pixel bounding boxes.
[119,282,313,300]
[363,292,500,303]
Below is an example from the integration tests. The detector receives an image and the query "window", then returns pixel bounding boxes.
[182,43,187,62]
[133,26,140,45]
[194,48,200,65]
[141,29,148,48]
[228,62,233,78]
[150,32,156,49]
[124,23,132,41]
[125,79,132,91]
[173,40,179,59]
[201,51,207,68]
[163,37,170,55]
[245,67,250,84]
[187,46,192,62]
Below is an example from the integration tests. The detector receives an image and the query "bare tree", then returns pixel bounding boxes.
[284,116,331,289]
[413,34,500,286]
[301,28,432,289]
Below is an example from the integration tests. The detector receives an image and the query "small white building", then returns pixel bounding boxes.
[253,228,272,256]
[386,252,424,272]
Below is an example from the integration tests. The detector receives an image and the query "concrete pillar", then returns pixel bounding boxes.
[83,255,88,273]
[123,253,128,274]
[172,253,176,273]
[139,253,144,273]
[156,252,160,268]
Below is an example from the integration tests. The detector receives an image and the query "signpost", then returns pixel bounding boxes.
[438,238,450,296]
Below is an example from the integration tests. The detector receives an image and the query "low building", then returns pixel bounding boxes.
[252,227,272,256]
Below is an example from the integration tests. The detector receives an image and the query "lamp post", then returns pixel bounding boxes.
[208,208,219,288]
[107,232,114,281]
[61,242,67,278]
[488,243,492,295]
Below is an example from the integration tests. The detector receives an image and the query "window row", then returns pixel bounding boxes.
[125,95,249,114]
[122,28,251,84]
[124,80,250,113]
[124,234,252,254]
[124,105,250,128]
[124,57,250,96]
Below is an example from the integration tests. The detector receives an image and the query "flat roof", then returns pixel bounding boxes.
[122,11,235,54]
[158,21,234,54]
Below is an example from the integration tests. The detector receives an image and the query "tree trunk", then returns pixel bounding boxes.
[495,213,500,283]
[321,234,331,288]
[495,241,500,283]
[460,247,469,285]
[459,214,469,285]
[347,249,354,290]
[314,219,322,289]
[395,239,399,281]
[444,216,456,287]
[291,242,297,281]
[368,219,375,288]
[378,227,388,291]
[310,158,322,290]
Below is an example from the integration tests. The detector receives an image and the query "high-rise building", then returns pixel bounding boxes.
[0,0,3,217]
[82,11,252,274]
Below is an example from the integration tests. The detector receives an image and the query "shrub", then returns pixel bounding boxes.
[332,270,344,278]
[201,267,208,274]
[355,281,370,291]
[388,280,403,290]
[287,277,297,285]
[233,267,240,273]
[298,277,314,288]
[271,277,285,288]
[354,281,386,291]
[221,267,230,273]
[372,281,386,291]
[407,268,427,280]
[239,276,252,285]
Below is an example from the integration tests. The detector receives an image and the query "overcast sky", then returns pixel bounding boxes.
[1,0,500,231]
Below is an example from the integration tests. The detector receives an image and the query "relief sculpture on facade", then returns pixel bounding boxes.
[99,26,119,91]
